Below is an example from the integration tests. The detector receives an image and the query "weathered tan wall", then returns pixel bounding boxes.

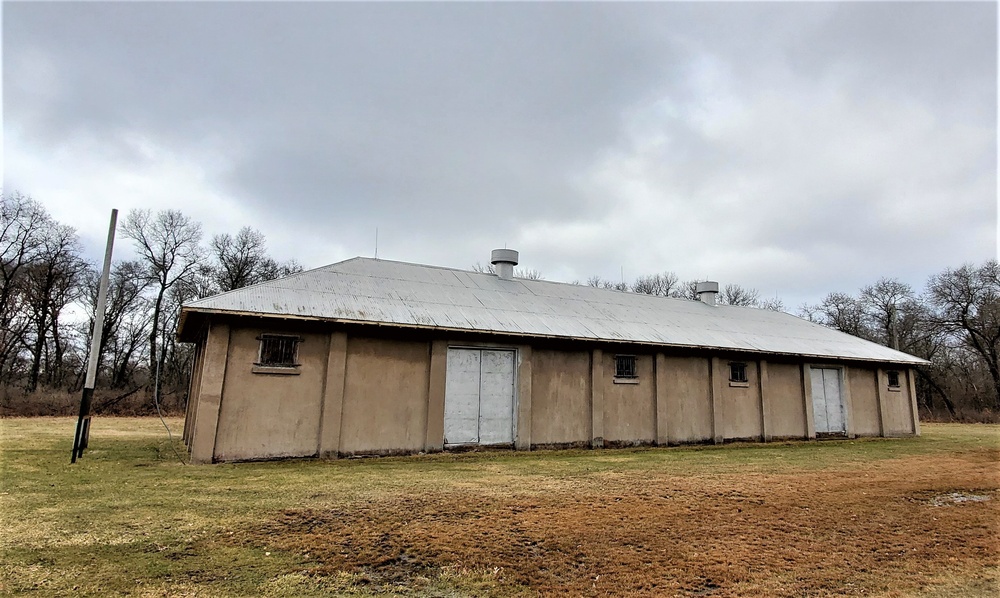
[848,367,881,436]
[214,329,329,461]
[183,341,205,446]
[530,349,591,445]
[719,360,763,440]
[188,323,230,464]
[515,345,533,450]
[339,337,431,454]
[766,362,807,438]
[662,356,713,443]
[602,353,656,443]
[184,313,923,462]
[881,368,915,436]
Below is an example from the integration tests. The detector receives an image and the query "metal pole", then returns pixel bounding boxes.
[72,209,118,463]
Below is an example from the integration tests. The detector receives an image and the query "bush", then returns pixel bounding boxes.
[0,385,187,417]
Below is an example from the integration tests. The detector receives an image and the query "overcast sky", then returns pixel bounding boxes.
[4,1,997,309]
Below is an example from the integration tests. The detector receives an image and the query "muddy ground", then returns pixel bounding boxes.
[247,450,998,597]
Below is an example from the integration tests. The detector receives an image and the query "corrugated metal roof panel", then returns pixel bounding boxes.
[179,257,928,365]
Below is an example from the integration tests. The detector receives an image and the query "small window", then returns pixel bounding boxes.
[256,334,300,368]
[887,370,900,388]
[729,362,748,383]
[615,355,637,379]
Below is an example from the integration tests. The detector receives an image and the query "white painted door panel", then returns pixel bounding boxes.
[478,350,515,444]
[444,348,515,446]
[444,349,481,444]
[810,368,828,433]
[823,369,845,433]
[811,367,845,434]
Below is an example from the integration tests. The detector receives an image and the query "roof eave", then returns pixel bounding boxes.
[175,306,930,366]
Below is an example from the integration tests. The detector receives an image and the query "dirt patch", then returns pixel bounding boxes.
[243,452,999,596]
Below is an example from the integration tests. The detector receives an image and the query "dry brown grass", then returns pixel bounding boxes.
[3,419,997,596]
[251,450,999,597]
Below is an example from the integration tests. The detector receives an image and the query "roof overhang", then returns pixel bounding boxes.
[176,306,931,366]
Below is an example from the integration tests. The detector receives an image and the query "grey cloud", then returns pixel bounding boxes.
[4,1,996,308]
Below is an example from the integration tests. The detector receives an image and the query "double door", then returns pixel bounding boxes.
[444,348,515,445]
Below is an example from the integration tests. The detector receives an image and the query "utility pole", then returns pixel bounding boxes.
[72,209,117,463]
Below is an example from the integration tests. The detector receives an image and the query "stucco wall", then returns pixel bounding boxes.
[339,336,431,454]
[882,368,915,436]
[184,314,919,462]
[719,360,762,440]
[213,328,329,461]
[602,353,656,443]
[530,349,591,445]
[183,341,205,446]
[766,362,807,439]
[848,367,881,436]
[661,356,713,443]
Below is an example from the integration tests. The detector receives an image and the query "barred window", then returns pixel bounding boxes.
[257,335,300,367]
[887,370,900,388]
[729,362,748,383]
[615,355,637,379]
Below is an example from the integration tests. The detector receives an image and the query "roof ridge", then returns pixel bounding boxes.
[348,257,710,305]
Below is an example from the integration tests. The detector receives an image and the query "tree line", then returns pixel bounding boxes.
[1,192,300,411]
[4,190,998,420]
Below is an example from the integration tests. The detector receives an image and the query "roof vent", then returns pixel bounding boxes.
[695,281,719,306]
[490,248,519,280]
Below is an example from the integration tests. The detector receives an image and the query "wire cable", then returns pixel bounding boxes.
[153,336,187,466]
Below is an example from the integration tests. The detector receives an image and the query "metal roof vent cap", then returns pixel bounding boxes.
[490,249,519,280]
[695,281,720,306]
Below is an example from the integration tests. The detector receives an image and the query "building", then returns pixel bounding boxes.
[177,250,926,464]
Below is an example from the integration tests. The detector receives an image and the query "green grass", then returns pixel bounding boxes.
[1,418,997,596]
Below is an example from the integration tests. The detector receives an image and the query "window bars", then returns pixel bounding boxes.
[729,362,748,383]
[257,335,300,367]
[887,370,900,388]
[615,355,637,379]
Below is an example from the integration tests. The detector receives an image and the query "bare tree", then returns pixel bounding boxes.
[632,272,680,297]
[20,219,85,391]
[104,296,153,388]
[121,209,203,382]
[210,226,302,292]
[471,262,495,275]
[583,275,627,291]
[0,193,47,313]
[810,292,872,340]
[678,280,701,301]
[718,283,761,307]
[0,193,50,382]
[860,278,917,350]
[82,260,152,387]
[758,296,786,312]
[472,262,543,280]
[927,261,1000,410]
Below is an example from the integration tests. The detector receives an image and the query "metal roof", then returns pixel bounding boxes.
[177,257,928,365]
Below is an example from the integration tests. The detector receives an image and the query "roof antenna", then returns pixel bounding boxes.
[374,227,378,260]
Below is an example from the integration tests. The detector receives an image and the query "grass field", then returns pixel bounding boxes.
[1,418,997,597]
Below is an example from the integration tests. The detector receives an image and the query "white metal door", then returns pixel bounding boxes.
[810,367,845,434]
[444,348,515,445]
[444,349,481,444]
[478,350,515,444]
